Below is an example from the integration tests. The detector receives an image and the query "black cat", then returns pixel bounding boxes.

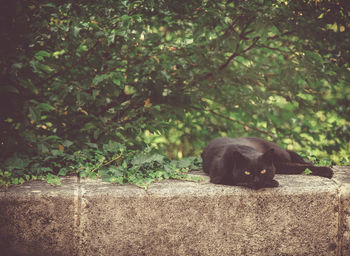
[201,137,333,189]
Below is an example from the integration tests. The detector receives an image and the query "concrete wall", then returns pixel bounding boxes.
[0,166,349,256]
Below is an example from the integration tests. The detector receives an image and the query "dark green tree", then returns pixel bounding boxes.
[1,0,349,186]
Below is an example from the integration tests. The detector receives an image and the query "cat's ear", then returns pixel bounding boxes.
[232,150,247,161]
[261,148,274,165]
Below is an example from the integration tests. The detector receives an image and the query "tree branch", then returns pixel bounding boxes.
[241,36,261,53]
[256,43,290,54]
[223,15,241,37]
[191,106,274,136]
[267,30,296,40]
[219,52,239,71]
[219,36,260,71]
[95,91,132,116]
[218,17,257,71]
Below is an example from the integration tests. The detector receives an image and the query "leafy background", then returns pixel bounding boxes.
[1,0,349,187]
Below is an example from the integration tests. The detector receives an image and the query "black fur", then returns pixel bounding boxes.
[201,137,333,189]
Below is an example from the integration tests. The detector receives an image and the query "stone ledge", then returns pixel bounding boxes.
[0,166,349,256]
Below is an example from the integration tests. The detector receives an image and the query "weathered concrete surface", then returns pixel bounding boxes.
[332,166,350,256]
[80,176,338,256]
[0,177,79,256]
[0,167,350,256]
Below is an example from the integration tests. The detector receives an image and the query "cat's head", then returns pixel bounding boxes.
[224,146,276,189]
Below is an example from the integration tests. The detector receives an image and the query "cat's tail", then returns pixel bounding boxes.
[275,162,333,179]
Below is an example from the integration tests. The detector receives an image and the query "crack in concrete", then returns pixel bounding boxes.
[336,186,343,256]
[73,175,82,256]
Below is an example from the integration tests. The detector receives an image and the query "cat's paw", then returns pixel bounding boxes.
[210,176,226,184]
[251,179,279,190]
[210,176,237,186]
[268,179,279,187]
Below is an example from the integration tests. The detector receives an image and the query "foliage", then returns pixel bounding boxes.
[1,0,349,187]
[0,140,202,189]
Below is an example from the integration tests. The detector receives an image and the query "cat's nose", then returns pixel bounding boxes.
[251,177,262,189]
[253,176,260,184]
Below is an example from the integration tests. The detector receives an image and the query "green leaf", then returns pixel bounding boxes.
[35,50,51,60]
[37,103,54,111]
[121,15,131,22]
[86,142,99,149]
[40,167,53,173]
[113,79,121,86]
[107,166,124,176]
[38,143,49,154]
[38,63,54,73]
[62,140,74,147]
[103,141,126,153]
[92,74,109,85]
[53,49,66,57]
[73,26,82,37]
[29,106,41,122]
[131,154,165,166]
[41,3,56,8]
[11,178,19,185]
[78,44,88,53]
[81,122,97,131]
[303,168,312,175]
[5,157,29,171]
[174,157,193,168]
[58,168,69,176]
[99,166,124,183]
[46,174,61,186]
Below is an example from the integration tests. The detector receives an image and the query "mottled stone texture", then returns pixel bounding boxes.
[79,177,338,256]
[1,168,350,256]
[333,166,350,256]
[0,178,78,256]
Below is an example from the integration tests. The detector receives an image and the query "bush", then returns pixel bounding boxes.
[1,0,349,187]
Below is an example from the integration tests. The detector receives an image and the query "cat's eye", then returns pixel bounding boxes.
[260,169,267,174]
[244,171,251,175]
